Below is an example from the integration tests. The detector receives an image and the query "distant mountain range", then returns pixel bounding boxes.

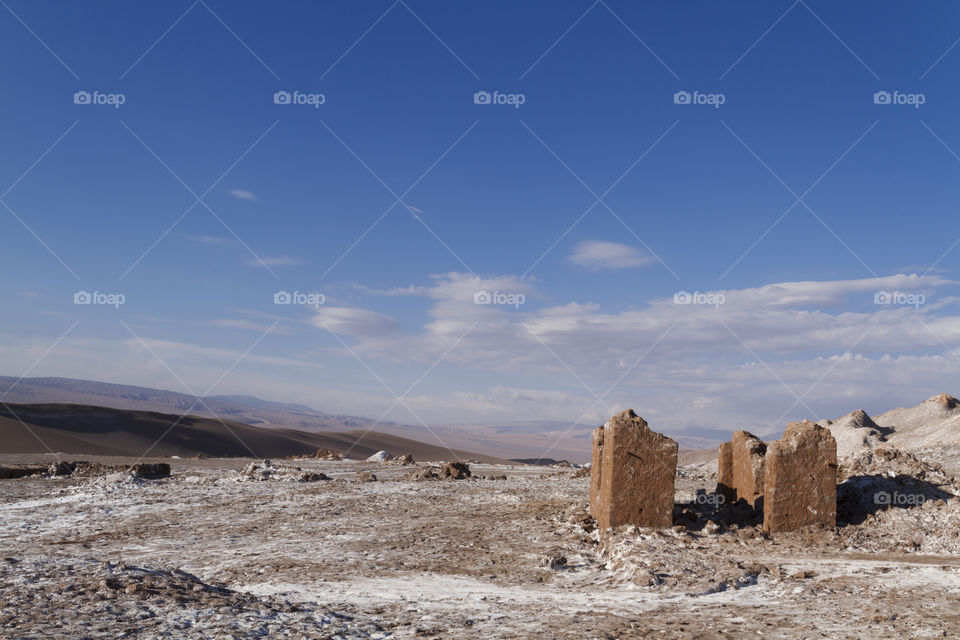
[0,376,601,461]
[2,377,957,466]
[0,376,731,461]
[0,402,512,463]
[0,376,391,431]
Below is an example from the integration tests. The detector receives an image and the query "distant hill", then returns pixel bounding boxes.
[0,402,510,463]
[0,376,728,463]
[0,376,394,432]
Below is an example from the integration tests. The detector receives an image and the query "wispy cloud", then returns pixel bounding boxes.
[248,256,302,268]
[189,235,234,246]
[306,272,960,430]
[229,189,256,200]
[568,240,655,270]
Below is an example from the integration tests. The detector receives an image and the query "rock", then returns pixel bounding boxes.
[591,409,678,531]
[298,472,331,482]
[239,461,275,481]
[48,461,76,477]
[932,392,960,410]
[356,471,377,483]
[0,466,47,480]
[440,462,471,480]
[366,451,390,463]
[392,453,415,466]
[289,448,343,461]
[763,421,837,533]
[404,466,440,481]
[130,463,171,479]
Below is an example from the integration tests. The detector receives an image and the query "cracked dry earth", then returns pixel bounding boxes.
[2,456,960,639]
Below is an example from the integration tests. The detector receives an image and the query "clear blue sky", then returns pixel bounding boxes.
[2,1,960,439]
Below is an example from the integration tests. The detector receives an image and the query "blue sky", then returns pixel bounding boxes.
[2,1,960,441]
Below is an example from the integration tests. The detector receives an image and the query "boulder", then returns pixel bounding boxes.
[440,462,471,480]
[131,463,171,479]
[298,472,331,482]
[763,421,837,533]
[48,461,76,477]
[591,409,677,530]
[355,471,378,483]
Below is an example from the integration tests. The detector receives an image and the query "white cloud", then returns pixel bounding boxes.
[5,273,960,438]
[568,240,654,270]
[310,306,398,338]
[229,189,256,200]
[307,272,960,431]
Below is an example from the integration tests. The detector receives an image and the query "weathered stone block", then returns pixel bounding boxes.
[592,409,677,530]
[716,441,735,503]
[763,420,837,533]
[730,431,766,510]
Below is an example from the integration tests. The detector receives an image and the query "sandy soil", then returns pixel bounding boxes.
[2,454,959,639]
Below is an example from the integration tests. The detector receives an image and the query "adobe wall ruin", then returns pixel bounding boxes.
[763,420,837,533]
[716,420,837,533]
[589,409,677,530]
[589,411,836,535]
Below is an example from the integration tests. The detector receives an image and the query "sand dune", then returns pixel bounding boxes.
[0,403,511,463]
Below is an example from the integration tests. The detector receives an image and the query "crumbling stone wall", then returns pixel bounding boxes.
[590,410,678,530]
[763,421,837,533]
[717,441,735,503]
[589,424,605,520]
[730,431,766,510]
[716,431,765,509]
[716,422,837,533]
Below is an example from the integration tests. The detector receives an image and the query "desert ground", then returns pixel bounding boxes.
[2,449,959,639]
